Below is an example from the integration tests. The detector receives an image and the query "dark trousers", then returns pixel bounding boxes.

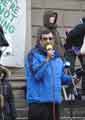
[28,103,60,120]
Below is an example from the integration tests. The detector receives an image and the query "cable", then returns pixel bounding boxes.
[50,62,56,120]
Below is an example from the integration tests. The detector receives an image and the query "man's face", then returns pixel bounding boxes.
[49,16,55,24]
[40,32,55,49]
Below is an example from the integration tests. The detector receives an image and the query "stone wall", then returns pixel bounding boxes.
[31,0,85,47]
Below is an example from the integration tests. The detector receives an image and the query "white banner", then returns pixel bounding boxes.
[0,0,26,67]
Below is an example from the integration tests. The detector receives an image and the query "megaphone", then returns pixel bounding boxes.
[45,43,55,59]
[45,43,53,51]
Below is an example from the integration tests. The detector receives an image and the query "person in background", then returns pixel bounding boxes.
[25,26,80,120]
[43,11,58,31]
[43,11,65,57]
[0,66,16,120]
[64,17,85,73]
[0,25,16,120]
[64,17,85,99]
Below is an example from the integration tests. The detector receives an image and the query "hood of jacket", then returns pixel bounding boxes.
[43,11,58,30]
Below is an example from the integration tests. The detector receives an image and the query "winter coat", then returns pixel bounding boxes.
[65,23,85,49]
[0,66,16,120]
[25,47,72,104]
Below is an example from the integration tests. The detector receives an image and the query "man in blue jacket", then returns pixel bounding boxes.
[25,27,78,120]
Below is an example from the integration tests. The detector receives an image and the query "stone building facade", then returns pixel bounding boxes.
[26,0,85,53]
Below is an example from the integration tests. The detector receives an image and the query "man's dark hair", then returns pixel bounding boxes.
[37,26,55,41]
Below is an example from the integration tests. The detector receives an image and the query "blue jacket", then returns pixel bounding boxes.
[25,47,72,104]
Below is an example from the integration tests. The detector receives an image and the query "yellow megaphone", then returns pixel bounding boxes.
[46,44,53,51]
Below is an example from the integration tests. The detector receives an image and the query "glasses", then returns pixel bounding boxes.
[42,37,54,41]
